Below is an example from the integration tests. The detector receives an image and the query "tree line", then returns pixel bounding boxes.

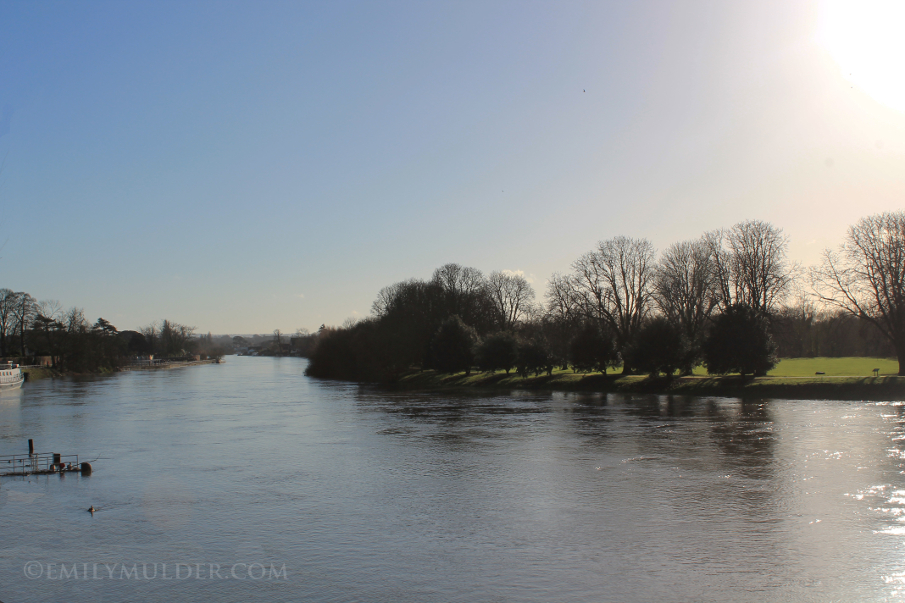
[306,210,905,381]
[0,289,218,372]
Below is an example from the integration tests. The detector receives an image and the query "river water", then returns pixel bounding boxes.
[1,356,904,602]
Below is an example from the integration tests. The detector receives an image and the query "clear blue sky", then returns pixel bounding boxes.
[1,0,903,334]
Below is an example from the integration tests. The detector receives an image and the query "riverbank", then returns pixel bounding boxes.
[121,358,221,371]
[395,368,905,400]
[20,358,221,381]
[21,367,59,381]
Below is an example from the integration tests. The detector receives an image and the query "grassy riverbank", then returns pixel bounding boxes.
[395,357,905,400]
[21,367,59,381]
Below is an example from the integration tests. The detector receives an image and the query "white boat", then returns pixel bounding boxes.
[0,363,25,390]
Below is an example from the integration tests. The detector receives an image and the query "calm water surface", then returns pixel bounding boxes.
[1,357,905,602]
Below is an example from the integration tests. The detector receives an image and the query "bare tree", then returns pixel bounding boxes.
[432,263,485,299]
[372,280,411,317]
[773,292,818,358]
[36,299,63,321]
[431,263,487,322]
[0,289,16,356]
[10,292,36,355]
[653,238,719,345]
[140,321,160,356]
[543,274,584,369]
[545,273,578,320]
[63,307,88,332]
[486,271,535,330]
[553,236,656,372]
[157,319,195,357]
[706,220,793,313]
[813,211,905,375]
[273,328,283,355]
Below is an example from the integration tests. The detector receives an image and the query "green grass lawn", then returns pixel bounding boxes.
[399,357,900,388]
[395,357,904,400]
[677,357,898,377]
[609,357,899,377]
[766,357,898,377]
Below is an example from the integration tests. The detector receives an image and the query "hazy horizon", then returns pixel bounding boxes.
[1,0,903,333]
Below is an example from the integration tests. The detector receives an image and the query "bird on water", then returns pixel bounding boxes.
[87,505,96,514]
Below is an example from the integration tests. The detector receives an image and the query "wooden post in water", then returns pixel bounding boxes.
[28,439,34,455]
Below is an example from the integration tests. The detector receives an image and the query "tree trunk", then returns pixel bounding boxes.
[897,342,905,376]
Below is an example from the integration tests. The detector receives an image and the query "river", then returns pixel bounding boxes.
[0,356,904,602]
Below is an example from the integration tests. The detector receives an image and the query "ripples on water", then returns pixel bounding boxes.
[0,357,904,601]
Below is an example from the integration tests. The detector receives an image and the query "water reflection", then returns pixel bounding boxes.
[0,359,903,602]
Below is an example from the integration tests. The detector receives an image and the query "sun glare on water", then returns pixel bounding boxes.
[818,0,905,112]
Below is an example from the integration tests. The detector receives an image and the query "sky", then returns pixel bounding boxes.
[0,0,903,334]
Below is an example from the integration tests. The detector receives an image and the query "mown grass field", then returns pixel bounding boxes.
[545,357,898,378]
[395,357,904,400]
[679,357,898,377]
[767,357,898,377]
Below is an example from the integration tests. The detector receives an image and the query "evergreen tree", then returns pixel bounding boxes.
[704,304,777,377]
[431,316,479,374]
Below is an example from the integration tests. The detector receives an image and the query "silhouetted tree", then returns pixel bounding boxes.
[10,292,36,355]
[158,320,196,357]
[431,263,495,332]
[516,338,554,377]
[706,220,793,313]
[653,238,719,354]
[772,295,818,358]
[704,304,777,378]
[544,275,583,369]
[623,317,690,378]
[569,323,618,373]
[431,315,478,374]
[0,289,16,356]
[486,271,535,330]
[552,236,656,373]
[475,331,518,373]
[120,331,150,354]
[813,211,905,375]
[273,329,283,355]
[372,278,449,369]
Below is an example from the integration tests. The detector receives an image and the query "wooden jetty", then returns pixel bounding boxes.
[0,440,92,477]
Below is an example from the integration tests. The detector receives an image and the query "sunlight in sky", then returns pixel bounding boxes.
[2,2,905,332]
[818,0,905,112]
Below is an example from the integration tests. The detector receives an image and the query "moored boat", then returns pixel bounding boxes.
[0,363,25,390]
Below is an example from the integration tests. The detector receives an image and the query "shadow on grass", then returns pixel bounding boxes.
[395,369,905,400]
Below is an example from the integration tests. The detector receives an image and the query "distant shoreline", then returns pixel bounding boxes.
[21,358,221,382]
[390,369,905,401]
[120,358,221,371]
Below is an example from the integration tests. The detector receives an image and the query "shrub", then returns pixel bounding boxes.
[476,331,519,373]
[430,315,479,374]
[569,324,618,373]
[517,338,553,377]
[623,317,690,378]
[704,304,777,377]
